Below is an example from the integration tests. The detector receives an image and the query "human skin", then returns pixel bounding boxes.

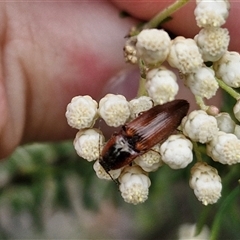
[0,1,239,159]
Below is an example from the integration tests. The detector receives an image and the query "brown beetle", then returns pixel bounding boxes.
[99,99,189,174]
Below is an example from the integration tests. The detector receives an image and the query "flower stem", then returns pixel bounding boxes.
[143,0,190,29]
[137,60,148,97]
[216,78,240,100]
[130,0,190,36]
[195,96,208,111]
[192,141,203,162]
[137,77,148,97]
[195,205,211,236]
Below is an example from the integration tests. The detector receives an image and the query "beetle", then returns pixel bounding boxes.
[99,99,189,174]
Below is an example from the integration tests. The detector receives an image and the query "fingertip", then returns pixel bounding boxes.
[111,1,240,51]
[111,1,199,36]
[100,67,139,100]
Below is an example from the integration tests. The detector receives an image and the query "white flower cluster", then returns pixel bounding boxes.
[213,51,240,88]
[160,134,193,169]
[184,67,218,99]
[73,129,104,162]
[123,0,232,102]
[129,96,153,119]
[190,162,222,205]
[66,94,193,204]
[182,110,219,144]
[215,112,235,133]
[123,37,138,64]
[136,29,171,66]
[65,0,240,206]
[119,166,151,205]
[181,108,240,165]
[123,0,239,205]
[146,67,179,104]
[194,27,230,62]
[207,131,240,165]
[168,36,203,74]
[66,95,98,129]
[181,107,240,203]
[194,0,230,28]
[134,144,163,172]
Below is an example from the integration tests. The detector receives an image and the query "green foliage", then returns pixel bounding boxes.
[0,138,239,239]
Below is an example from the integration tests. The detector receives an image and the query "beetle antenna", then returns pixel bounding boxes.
[99,160,120,186]
[107,171,120,186]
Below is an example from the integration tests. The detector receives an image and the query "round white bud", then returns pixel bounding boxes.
[146,67,179,104]
[206,105,220,116]
[98,94,130,127]
[93,160,122,180]
[233,99,240,122]
[73,129,104,161]
[189,162,222,205]
[124,37,138,64]
[207,131,240,165]
[184,66,218,99]
[160,134,193,169]
[182,110,219,143]
[134,144,163,172]
[194,0,230,28]
[213,51,240,88]
[234,125,240,139]
[119,166,151,205]
[129,96,153,120]
[215,112,236,133]
[167,36,203,74]
[66,95,98,129]
[194,27,229,62]
[136,29,171,65]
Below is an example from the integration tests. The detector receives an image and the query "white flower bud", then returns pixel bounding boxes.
[129,96,153,119]
[119,166,151,205]
[194,27,229,62]
[98,94,130,127]
[178,223,210,240]
[206,105,220,116]
[234,125,240,139]
[207,131,240,165]
[167,36,203,74]
[134,144,163,172]
[160,134,193,169]
[213,51,240,88]
[93,160,122,180]
[136,29,171,65]
[194,0,230,28]
[182,110,219,143]
[124,37,138,64]
[146,67,179,104]
[190,162,222,205]
[233,99,240,122]
[184,67,218,99]
[215,112,235,133]
[66,95,98,129]
[73,129,104,161]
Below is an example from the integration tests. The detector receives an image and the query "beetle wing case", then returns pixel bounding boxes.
[124,99,189,151]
